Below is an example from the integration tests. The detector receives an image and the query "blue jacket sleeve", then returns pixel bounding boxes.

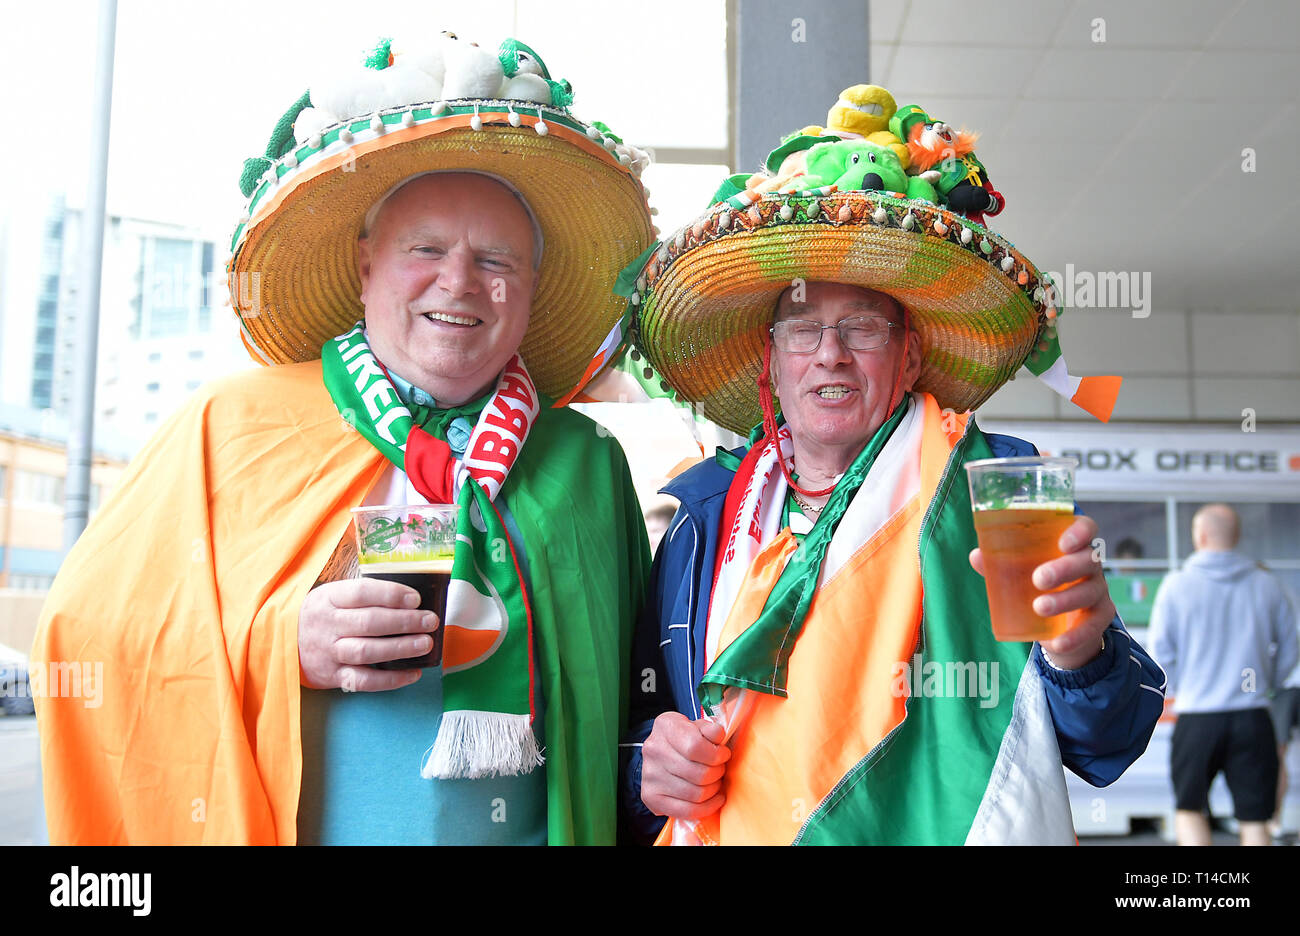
[1034,619,1167,786]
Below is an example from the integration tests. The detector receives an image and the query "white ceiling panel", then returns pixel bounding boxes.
[887,46,1043,98]
[869,42,899,85]
[1137,96,1281,147]
[898,0,1070,46]
[1000,97,1148,145]
[1172,51,1300,99]
[870,0,908,42]
[1049,0,1235,48]
[1021,48,1191,99]
[1207,0,1300,50]
[867,0,1300,315]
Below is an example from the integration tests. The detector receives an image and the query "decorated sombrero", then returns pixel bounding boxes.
[622,84,1119,435]
[229,34,655,403]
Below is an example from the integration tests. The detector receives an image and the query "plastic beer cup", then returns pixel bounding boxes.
[964,457,1079,642]
[351,504,457,668]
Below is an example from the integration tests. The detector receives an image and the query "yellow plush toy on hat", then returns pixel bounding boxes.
[825,84,910,169]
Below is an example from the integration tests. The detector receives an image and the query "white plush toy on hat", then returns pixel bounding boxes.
[501,73,551,104]
[440,40,507,100]
[295,33,462,143]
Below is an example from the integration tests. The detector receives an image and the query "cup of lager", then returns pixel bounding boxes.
[351,504,457,668]
[964,456,1079,642]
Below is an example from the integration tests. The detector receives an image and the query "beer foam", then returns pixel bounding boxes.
[359,558,455,575]
[973,502,1073,512]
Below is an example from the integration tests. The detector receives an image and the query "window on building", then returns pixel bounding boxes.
[31,380,52,408]
[0,465,7,500]
[186,380,200,391]
[148,352,162,363]
[145,412,158,423]
[1176,501,1300,602]
[200,241,214,310]
[14,469,63,506]
[1076,499,1170,631]
[147,237,198,338]
[10,574,56,592]
[1073,497,1300,636]
[188,349,203,360]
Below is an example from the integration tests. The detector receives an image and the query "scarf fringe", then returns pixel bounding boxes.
[421,711,545,780]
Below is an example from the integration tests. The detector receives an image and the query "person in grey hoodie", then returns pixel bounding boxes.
[1150,503,1299,846]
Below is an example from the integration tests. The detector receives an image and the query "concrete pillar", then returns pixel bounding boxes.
[733,0,871,173]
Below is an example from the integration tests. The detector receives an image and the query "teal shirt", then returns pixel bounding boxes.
[297,665,547,845]
[297,360,547,845]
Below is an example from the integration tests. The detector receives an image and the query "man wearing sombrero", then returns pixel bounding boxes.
[620,87,1166,845]
[33,35,653,845]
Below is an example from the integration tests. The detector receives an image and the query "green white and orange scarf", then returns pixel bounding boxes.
[662,393,1075,845]
[322,323,542,780]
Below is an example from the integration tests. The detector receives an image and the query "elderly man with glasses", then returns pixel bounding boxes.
[615,82,1172,845]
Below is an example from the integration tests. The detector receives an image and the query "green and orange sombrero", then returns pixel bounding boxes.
[229,34,655,404]
[622,85,1119,435]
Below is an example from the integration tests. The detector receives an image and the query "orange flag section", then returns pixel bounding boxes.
[716,531,799,657]
[31,361,387,844]
[656,394,962,845]
[717,498,925,844]
[1070,375,1122,423]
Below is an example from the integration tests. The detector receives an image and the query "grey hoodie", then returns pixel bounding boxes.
[1150,550,1299,714]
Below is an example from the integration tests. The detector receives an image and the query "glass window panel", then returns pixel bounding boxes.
[148,237,197,337]
[1176,501,1300,562]
[1079,500,1170,629]
[1076,500,1168,562]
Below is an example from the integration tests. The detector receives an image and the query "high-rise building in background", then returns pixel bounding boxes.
[0,191,253,448]
[0,191,255,599]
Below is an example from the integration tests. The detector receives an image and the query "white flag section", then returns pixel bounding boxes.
[965,659,1076,845]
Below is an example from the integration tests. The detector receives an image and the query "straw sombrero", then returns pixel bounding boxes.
[228,35,655,403]
[624,86,1119,435]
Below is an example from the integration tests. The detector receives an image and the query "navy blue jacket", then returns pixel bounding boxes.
[620,432,1167,844]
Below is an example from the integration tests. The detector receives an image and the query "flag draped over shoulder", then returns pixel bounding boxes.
[32,360,646,845]
[660,393,1075,845]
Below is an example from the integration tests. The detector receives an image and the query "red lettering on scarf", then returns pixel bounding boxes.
[466,431,514,484]
[498,369,536,412]
[485,400,529,438]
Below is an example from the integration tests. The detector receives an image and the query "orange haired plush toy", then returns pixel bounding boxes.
[891,104,1004,225]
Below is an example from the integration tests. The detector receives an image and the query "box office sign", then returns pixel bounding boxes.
[977,423,1300,496]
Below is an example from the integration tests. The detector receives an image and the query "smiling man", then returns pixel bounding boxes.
[33,36,655,845]
[619,85,1164,846]
[355,173,538,406]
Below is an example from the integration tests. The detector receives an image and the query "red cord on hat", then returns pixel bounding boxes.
[757,303,912,500]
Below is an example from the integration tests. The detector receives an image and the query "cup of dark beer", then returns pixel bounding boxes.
[351,504,457,669]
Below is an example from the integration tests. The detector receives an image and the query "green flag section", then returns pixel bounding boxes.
[795,425,1035,844]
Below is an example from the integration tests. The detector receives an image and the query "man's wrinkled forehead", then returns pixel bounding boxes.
[362,169,545,269]
[774,283,905,323]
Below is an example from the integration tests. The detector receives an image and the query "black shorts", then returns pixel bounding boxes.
[1271,687,1300,746]
[1171,709,1279,821]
